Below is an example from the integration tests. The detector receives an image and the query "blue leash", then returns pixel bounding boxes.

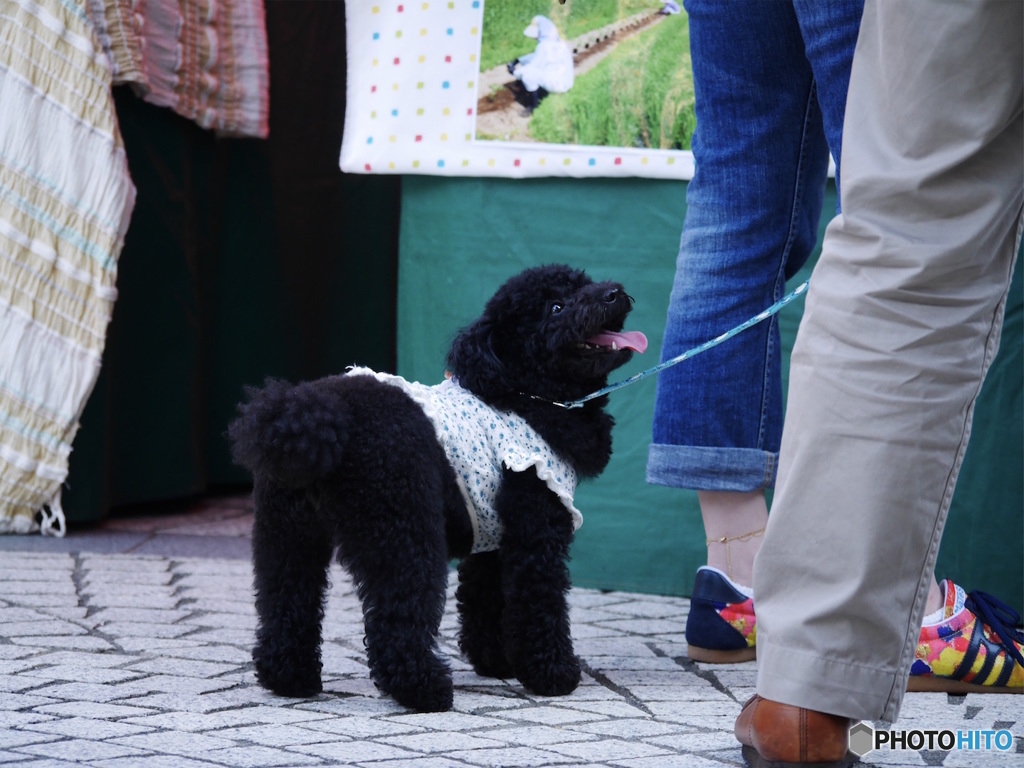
[547,279,810,409]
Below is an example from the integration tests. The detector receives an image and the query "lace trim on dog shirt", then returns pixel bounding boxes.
[346,367,581,553]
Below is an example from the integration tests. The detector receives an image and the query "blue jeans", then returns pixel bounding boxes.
[647,0,864,492]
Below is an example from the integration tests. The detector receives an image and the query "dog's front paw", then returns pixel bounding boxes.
[386,676,454,713]
[518,653,581,697]
[254,656,323,698]
[466,646,514,681]
[371,651,455,713]
[460,624,514,680]
[377,664,454,713]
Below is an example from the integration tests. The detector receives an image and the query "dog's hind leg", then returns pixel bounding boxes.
[251,479,333,698]
[338,500,454,713]
[496,470,581,697]
[456,552,514,679]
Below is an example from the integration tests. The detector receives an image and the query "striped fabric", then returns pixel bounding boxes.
[1,0,269,535]
[88,0,269,138]
[0,0,136,534]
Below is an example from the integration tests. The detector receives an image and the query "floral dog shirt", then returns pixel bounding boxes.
[346,367,581,553]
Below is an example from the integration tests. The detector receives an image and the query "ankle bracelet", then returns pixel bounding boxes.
[705,526,766,546]
[705,526,765,584]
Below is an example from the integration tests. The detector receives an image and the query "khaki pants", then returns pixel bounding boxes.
[754,0,1023,723]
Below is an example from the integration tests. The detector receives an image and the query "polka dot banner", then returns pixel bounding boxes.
[340,2,695,179]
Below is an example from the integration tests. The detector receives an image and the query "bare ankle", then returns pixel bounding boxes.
[706,527,763,587]
[924,578,944,615]
[698,489,768,588]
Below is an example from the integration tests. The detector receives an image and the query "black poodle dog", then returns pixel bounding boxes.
[228,264,647,712]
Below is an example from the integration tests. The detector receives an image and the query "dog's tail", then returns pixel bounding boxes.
[227,377,350,487]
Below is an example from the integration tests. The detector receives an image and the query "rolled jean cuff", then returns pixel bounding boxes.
[646,444,778,492]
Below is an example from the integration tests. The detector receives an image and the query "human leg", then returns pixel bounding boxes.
[696,2,867,588]
[648,0,833,577]
[792,0,864,196]
[649,3,866,666]
[754,0,1023,725]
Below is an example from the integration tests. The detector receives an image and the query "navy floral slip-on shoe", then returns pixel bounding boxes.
[686,566,756,663]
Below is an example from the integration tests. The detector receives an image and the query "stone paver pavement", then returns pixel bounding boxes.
[0,499,1020,767]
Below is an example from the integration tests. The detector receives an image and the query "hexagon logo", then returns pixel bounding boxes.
[849,721,875,757]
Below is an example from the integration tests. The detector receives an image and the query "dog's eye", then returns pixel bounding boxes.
[549,302,563,315]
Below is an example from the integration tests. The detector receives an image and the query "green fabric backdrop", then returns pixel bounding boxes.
[397,175,1023,611]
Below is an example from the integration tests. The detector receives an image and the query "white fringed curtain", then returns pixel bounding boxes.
[0,0,268,534]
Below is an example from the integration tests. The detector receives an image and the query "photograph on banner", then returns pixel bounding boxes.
[475,2,695,150]
[339,0,695,178]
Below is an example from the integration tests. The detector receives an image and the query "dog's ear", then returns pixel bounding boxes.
[446,317,513,397]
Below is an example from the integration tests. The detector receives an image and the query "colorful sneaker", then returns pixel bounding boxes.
[909,579,1023,693]
[686,566,756,662]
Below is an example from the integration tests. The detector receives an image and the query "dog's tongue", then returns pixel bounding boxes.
[586,330,648,354]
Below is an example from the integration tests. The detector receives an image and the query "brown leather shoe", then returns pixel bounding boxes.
[735,695,851,763]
